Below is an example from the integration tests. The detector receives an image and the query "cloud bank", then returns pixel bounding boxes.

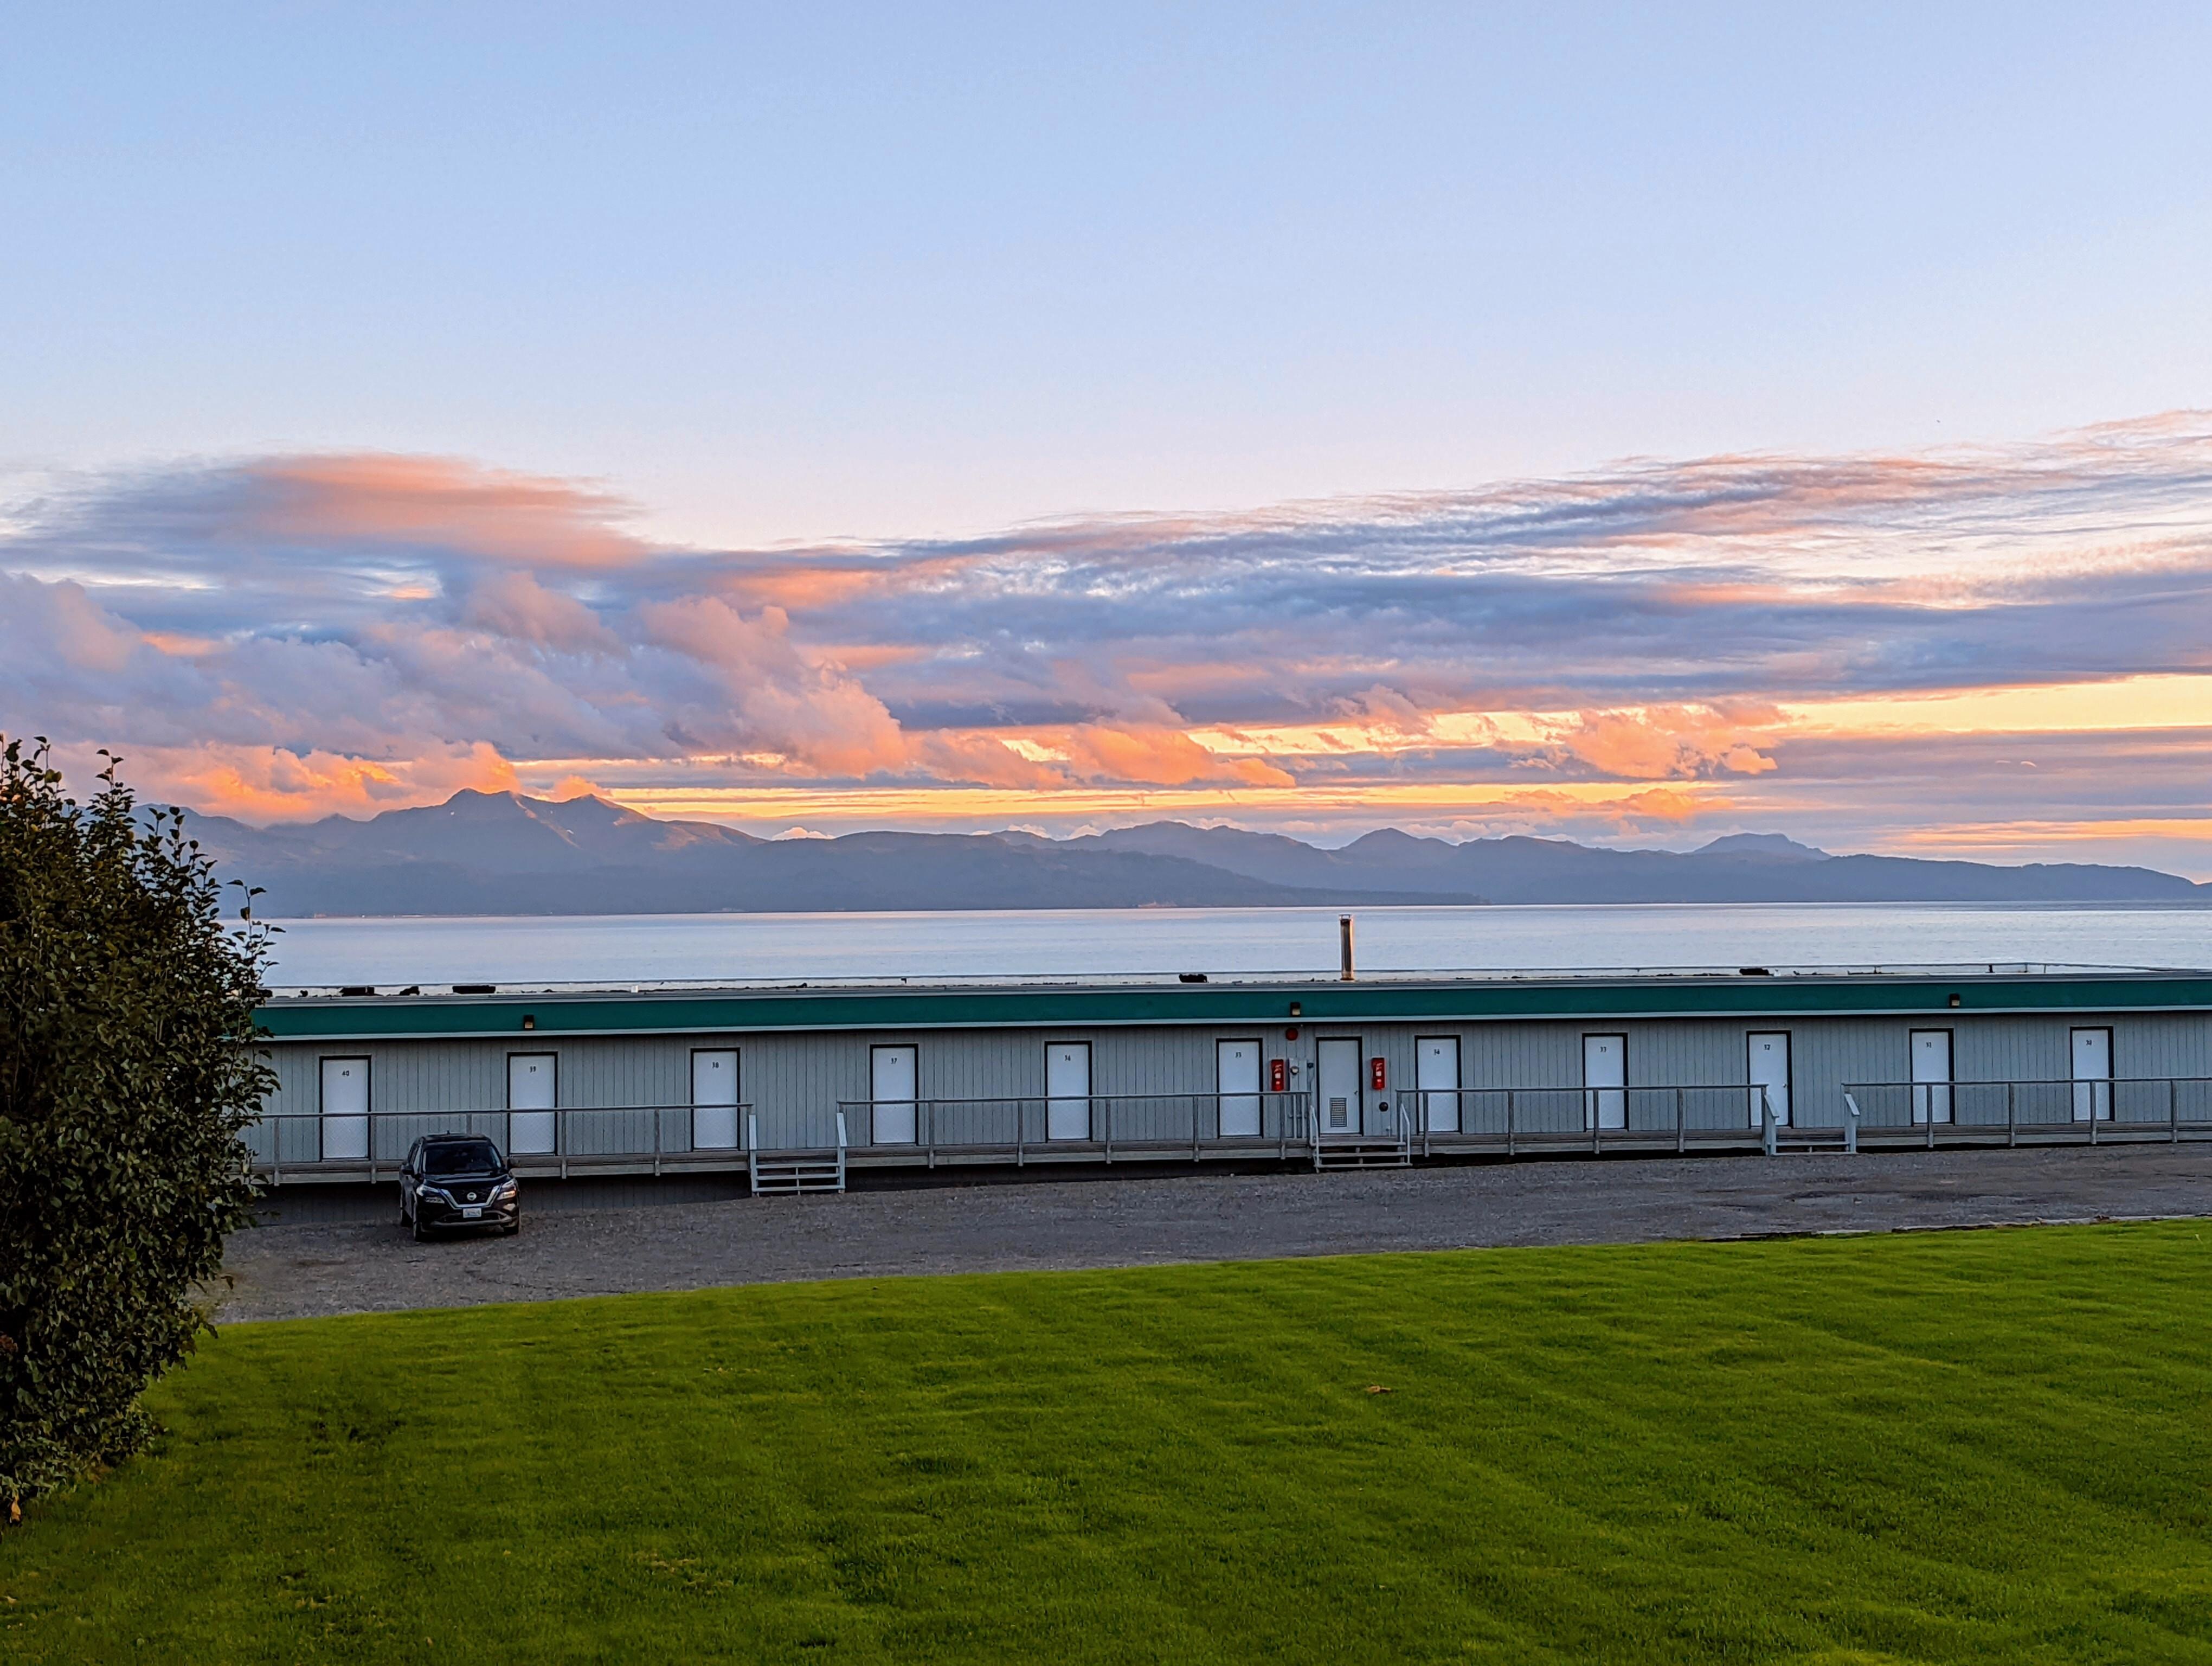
[6,418,2212,869]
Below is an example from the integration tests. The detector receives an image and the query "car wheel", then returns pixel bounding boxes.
[411,1205,429,1242]
[505,1217,521,1236]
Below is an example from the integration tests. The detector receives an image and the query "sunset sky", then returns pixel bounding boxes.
[6,9,2211,873]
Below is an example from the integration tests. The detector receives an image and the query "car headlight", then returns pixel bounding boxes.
[419,1186,451,1204]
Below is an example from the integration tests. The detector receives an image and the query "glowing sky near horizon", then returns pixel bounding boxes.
[7,421,2212,874]
[4,9,2211,872]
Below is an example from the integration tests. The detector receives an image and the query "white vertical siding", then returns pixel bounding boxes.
[250,1005,2212,1151]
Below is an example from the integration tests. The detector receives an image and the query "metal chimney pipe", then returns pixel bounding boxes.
[1339,914,1355,981]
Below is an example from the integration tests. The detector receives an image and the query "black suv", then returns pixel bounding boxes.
[400,1135,520,1239]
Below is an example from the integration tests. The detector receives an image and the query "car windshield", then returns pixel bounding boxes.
[424,1140,501,1176]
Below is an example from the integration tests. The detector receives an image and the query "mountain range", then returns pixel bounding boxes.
[173,790,2212,916]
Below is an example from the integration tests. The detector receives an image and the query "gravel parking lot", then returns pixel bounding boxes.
[213,1143,2212,1322]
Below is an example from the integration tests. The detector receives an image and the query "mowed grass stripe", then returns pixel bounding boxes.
[5,1222,2212,1663]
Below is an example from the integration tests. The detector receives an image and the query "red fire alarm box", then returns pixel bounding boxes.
[1270,1058,1288,1093]
[1369,1056,1387,1091]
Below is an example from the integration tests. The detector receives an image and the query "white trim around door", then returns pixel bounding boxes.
[1582,1034,1626,1131]
[1316,1037,1362,1138]
[1747,1032,1792,1127]
[2071,1027,2113,1122]
[1416,1035,1461,1135]
[1046,1041,1092,1140]
[691,1047,740,1149]
[507,1052,557,1155]
[1217,1037,1262,1138]
[319,1055,370,1162]
[1909,1029,1953,1125]
[871,1043,918,1144]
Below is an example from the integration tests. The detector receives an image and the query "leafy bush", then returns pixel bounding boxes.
[0,740,271,1517]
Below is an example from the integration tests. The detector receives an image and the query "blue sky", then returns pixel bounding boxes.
[10,5,2211,542]
[5,6,2211,872]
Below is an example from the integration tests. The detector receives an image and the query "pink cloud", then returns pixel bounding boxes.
[460,571,623,653]
[635,595,910,776]
[909,732,1068,790]
[237,454,645,570]
[7,415,2212,856]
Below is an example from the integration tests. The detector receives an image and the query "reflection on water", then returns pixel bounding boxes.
[259,902,2212,989]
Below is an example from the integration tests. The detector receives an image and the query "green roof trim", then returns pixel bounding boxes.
[254,973,2212,1042]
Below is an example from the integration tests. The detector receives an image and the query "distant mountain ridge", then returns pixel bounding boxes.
[173,790,2211,916]
[1074,820,2205,906]
[178,791,1469,915]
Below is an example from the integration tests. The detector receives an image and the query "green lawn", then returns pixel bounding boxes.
[7,1224,2212,1664]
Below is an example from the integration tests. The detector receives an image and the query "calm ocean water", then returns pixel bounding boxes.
[259,903,2212,989]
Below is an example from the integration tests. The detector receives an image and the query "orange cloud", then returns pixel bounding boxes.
[1778,675,2212,738]
[140,630,221,656]
[1888,817,2212,849]
[14,418,2212,863]
[1185,701,1782,781]
[705,548,989,612]
[1552,704,1781,779]
[602,778,1733,834]
[1058,724,1295,787]
[910,732,1068,790]
[97,740,519,823]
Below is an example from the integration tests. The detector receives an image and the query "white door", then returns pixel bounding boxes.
[1317,1038,1361,1137]
[1583,1034,1626,1130]
[1417,1036,1461,1133]
[509,1053,557,1154]
[1747,1033,1791,1127]
[320,1056,369,1161]
[1910,1030,1952,1124]
[1217,1039,1261,1137]
[872,1044,917,1144]
[2072,1027,2112,1121]
[692,1048,740,1149]
[1046,1042,1091,1140]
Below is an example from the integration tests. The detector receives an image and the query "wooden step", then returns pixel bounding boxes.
[1314,1138,1411,1171]
[1772,1133,1850,1152]
[749,1154,846,1195]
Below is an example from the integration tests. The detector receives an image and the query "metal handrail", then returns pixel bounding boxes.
[250,1069,2212,1181]
[250,1093,1321,1178]
[1394,1080,1804,1150]
[247,1102,754,1182]
[1841,1074,2212,1147]
[832,1091,1313,1158]
[1842,1074,2212,1090]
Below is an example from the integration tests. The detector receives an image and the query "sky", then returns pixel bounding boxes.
[5,7,2211,872]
